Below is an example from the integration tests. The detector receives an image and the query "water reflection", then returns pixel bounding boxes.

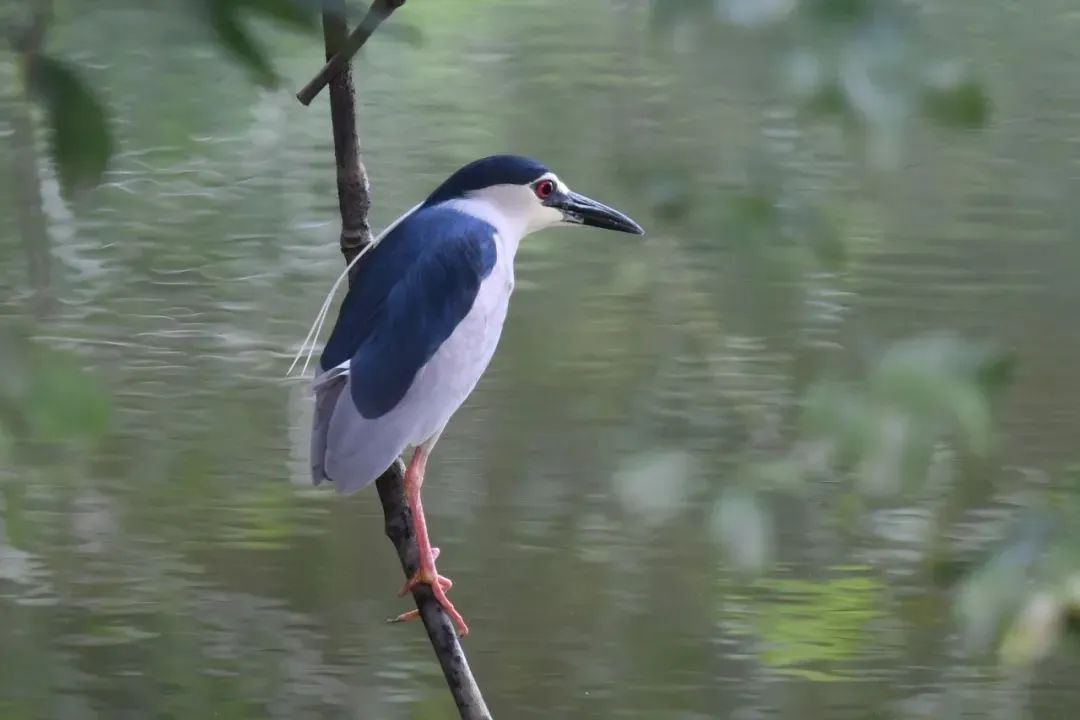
[3,1,1080,718]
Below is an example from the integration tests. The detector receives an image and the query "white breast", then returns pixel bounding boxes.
[397,240,515,446]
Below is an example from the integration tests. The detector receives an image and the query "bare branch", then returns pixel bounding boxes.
[321,0,372,273]
[377,463,494,720]
[315,4,493,718]
[298,0,405,106]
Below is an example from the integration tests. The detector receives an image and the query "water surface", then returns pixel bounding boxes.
[3,1,1080,718]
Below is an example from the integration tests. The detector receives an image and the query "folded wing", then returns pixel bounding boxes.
[310,208,498,494]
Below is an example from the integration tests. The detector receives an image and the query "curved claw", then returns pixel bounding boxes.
[391,592,469,636]
[393,566,469,636]
[432,581,469,637]
[397,572,452,596]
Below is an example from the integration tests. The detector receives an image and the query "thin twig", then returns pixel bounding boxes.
[316,5,493,719]
[299,0,405,106]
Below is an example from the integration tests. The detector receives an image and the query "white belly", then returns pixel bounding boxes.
[400,256,514,445]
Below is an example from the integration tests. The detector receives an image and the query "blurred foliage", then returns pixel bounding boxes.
[708,329,1080,674]
[801,334,1013,475]
[613,448,696,527]
[199,0,424,84]
[220,481,307,550]
[651,0,991,170]
[714,334,1014,574]
[201,0,423,85]
[5,0,1080,716]
[921,63,991,130]
[709,325,1080,674]
[755,334,1004,479]
[740,569,883,682]
[201,0,319,87]
[711,486,775,572]
[955,498,1080,669]
[0,330,112,451]
[4,0,420,197]
[24,55,113,197]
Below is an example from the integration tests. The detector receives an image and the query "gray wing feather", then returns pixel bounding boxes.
[322,378,413,495]
[310,363,349,485]
[310,362,414,496]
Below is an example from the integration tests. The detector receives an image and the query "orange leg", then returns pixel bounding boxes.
[394,444,469,637]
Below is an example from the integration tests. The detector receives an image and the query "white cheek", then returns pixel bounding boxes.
[527,204,564,233]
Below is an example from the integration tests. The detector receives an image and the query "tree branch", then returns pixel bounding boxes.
[321,0,372,273]
[376,463,493,720]
[316,4,492,718]
[298,0,405,106]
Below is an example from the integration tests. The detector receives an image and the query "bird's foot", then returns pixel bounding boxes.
[396,568,454,594]
[392,549,469,637]
[395,546,452,592]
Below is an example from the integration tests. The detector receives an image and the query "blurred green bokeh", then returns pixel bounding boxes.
[3,1,1080,719]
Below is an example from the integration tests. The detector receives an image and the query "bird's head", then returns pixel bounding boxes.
[424,154,645,238]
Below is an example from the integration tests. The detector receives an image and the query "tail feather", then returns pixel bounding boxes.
[310,363,350,486]
[312,362,411,495]
[323,387,407,495]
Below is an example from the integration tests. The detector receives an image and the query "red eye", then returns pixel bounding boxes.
[534,179,555,199]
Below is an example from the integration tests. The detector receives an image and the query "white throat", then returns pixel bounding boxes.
[443,177,566,259]
[443,195,530,259]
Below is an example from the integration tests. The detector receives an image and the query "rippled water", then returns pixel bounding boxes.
[4,1,1080,718]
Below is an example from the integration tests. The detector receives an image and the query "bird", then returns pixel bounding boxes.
[294,154,644,637]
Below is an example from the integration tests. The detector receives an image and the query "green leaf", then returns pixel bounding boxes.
[871,334,1002,454]
[201,0,353,86]
[26,55,112,196]
[800,380,871,462]
[203,0,280,87]
[922,71,991,130]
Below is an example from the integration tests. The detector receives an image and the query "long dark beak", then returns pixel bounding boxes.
[546,190,645,235]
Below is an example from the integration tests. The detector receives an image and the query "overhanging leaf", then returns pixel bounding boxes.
[204,0,280,87]
[26,55,112,196]
[922,73,991,130]
[201,0,360,86]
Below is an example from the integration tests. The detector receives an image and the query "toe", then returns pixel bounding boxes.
[431,584,469,637]
[388,609,420,624]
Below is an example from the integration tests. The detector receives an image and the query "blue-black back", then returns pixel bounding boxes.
[319,206,498,418]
